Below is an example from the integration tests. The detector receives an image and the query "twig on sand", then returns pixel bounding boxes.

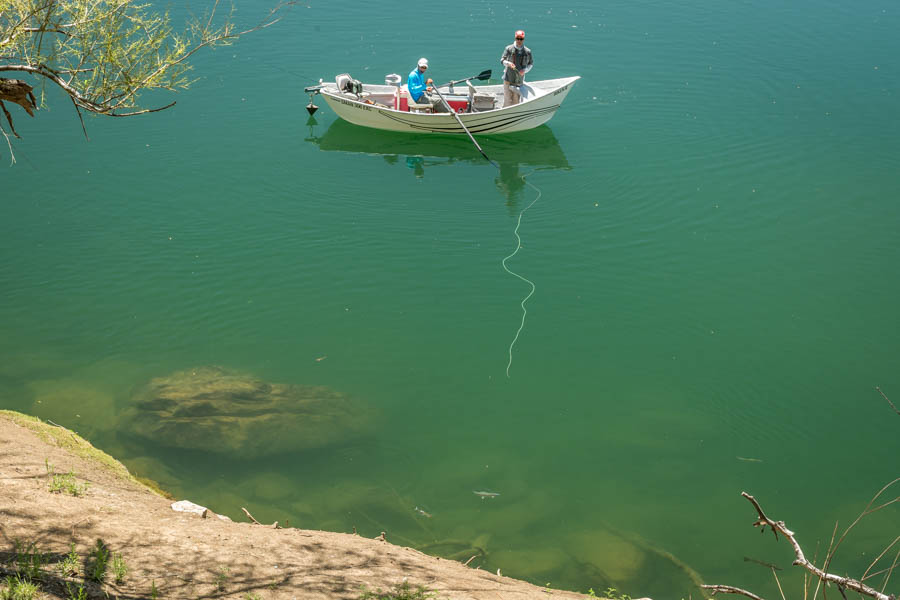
[463,555,477,567]
[241,507,261,524]
[241,506,281,528]
[46,419,83,443]
[70,517,91,538]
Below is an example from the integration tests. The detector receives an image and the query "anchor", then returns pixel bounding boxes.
[306,93,318,116]
[303,79,325,117]
[303,80,325,116]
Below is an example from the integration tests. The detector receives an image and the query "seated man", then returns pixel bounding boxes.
[407,58,446,112]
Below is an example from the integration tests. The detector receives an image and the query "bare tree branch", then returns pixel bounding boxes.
[706,492,897,600]
[70,96,87,140]
[105,101,176,117]
[825,478,900,581]
[702,585,767,600]
[0,99,21,137]
[0,121,17,164]
[772,568,787,600]
[863,537,900,582]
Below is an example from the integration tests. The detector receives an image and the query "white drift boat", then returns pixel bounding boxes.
[305,73,580,135]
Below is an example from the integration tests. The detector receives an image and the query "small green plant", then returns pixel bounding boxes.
[13,541,46,581]
[111,552,127,583]
[88,539,109,582]
[215,566,230,591]
[358,580,436,600]
[58,543,80,577]
[46,460,89,496]
[585,587,633,600]
[602,587,632,600]
[1,575,40,600]
[65,581,88,600]
[150,580,159,599]
[244,594,263,600]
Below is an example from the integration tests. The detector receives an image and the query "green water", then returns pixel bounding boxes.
[3,0,899,595]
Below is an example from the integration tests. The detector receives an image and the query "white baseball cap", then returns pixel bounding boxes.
[417,57,428,67]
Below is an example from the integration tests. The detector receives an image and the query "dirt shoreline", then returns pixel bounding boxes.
[0,410,591,599]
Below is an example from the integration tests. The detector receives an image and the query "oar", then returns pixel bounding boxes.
[427,75,498,168]
[438,69,492,89]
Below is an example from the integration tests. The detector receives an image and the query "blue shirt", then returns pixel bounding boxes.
[407,68,427,101]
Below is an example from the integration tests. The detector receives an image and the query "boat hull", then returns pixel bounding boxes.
[319,76,579,135]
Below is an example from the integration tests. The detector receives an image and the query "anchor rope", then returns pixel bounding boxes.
[500,169,542,378]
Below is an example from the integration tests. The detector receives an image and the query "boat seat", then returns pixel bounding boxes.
[407,96,434,113]
[465,80,495,112]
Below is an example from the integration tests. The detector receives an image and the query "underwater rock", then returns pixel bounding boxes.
[120,366,369,458]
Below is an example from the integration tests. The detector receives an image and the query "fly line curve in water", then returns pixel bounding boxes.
[429,89,546,379]
[500,171,543,378]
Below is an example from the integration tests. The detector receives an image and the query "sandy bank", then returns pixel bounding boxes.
[0,410,591,599]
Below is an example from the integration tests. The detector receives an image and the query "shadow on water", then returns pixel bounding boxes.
[305,117,572,210]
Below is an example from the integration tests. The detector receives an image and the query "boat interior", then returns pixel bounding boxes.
[324,74,548,114]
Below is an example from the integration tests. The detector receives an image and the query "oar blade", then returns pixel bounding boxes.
[440,70,492,88]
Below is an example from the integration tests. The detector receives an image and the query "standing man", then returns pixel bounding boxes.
[500,30,533,107]
[407,57,444,111]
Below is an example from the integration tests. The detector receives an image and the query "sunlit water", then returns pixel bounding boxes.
[2,0,899,596]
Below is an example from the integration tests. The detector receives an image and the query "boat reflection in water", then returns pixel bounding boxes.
[306,118,572,208]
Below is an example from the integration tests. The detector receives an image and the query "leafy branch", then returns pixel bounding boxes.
[0,0,293,161]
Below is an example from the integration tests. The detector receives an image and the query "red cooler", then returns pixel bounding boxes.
[447,98,469,113]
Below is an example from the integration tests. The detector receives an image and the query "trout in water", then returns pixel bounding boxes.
[473,491,500,499]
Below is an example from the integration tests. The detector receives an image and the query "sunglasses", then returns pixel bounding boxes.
[515,37,524,40]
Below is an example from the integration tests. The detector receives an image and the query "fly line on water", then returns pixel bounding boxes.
[501,170,543,378]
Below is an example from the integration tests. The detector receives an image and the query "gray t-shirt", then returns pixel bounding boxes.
[500,43,533,85]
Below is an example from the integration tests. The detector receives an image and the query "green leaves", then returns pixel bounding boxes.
[1,0,287,116]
